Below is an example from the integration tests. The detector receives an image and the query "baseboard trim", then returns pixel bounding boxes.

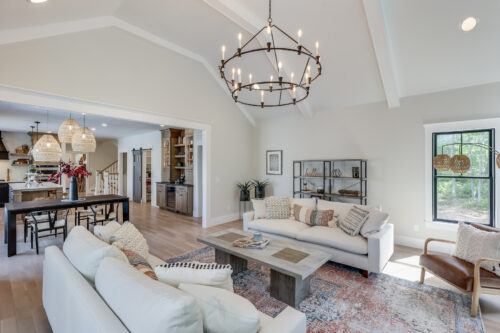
[395,235,454,254]
[207,213,240,228]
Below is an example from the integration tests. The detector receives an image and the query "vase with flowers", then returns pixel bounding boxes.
[48,162,92,201]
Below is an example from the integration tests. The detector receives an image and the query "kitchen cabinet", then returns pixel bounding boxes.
[175,186,193,215]
[156,183,166,209]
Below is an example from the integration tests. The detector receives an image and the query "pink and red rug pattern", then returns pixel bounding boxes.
[167,247,484,333]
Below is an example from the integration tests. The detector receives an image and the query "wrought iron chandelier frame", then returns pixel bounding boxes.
[219,1,322,108]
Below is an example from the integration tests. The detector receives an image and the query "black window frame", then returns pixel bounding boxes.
[432,129,495,226]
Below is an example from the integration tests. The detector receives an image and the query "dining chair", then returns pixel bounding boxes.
[29,209,70,254]
[75,205,104,226]
[86,202,120,230]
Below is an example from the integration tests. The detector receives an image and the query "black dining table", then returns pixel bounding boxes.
[4,194,129,257]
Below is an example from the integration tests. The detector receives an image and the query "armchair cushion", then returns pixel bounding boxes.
[419,253,500,291]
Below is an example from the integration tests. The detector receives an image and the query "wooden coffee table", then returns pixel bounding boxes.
[197,228,331,307]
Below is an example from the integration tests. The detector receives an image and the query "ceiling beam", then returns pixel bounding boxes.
[362,0,400,108]
[204,0,315,119]
[0,16,256,126]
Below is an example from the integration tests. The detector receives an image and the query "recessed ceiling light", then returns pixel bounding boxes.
[81,112,86,115]
[461,17,477,32]
[160,124,165,127]
[91,128,96,131]
[101,123,108,127]
[47,130,52,134]
[28,0,48,3]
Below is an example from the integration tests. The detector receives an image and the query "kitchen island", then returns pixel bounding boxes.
[9,182,63,222]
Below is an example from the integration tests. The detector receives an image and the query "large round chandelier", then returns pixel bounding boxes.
[219,0,322,108]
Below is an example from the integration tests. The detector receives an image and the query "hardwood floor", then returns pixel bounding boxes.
[1,202,499,332]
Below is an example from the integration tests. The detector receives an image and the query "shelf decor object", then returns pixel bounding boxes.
[58,114,80,143]
[71,114,96,153]
[219,0,322,108]
[432,142,500,174]
[293,159,367,205]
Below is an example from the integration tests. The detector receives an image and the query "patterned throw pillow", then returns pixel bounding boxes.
[155,262,233,291]
[453,222,500,277]
[339,206,370,236]
[264,197,290,219]
[293,204,333,226]
[121,248,158,280]
[110,222,149,259]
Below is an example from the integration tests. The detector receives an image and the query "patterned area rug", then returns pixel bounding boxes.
[167,247,485,333]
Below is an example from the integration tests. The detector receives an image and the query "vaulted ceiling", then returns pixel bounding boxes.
[0,0,498,122]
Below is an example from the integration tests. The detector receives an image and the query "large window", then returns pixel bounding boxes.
[433,129,495,225]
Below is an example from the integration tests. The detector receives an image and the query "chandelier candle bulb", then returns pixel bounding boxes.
[261,90,264,108]
[290,72,295,86]
[249,73,253,90]
[221,45,225,61]
[269,75,273,92]
[315,41,319,56]
[237,68,242,83]
[231,68,235,86]
[298,29,302,45]
[238,33,242,48]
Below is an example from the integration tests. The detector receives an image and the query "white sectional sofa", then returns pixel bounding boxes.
[244,199,394,275]
[43,228,306,333]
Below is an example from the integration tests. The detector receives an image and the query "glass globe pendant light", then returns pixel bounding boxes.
[71,113,96,153]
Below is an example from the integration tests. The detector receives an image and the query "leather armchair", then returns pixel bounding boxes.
[419,223,500,316]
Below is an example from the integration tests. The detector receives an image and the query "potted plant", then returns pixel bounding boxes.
[48,162,92,201]
[252,179,269,199]
[236,181,253,202]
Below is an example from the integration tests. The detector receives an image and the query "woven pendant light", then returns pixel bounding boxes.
[32,134,62,162]
[58,116,80,143]
[72,127,96,152]
[496,154,500,169]
[433,154,451,171]
[450,154,471,174]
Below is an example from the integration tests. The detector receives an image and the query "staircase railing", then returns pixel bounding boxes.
[95,161,118,195]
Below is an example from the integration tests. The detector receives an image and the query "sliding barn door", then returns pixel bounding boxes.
[132,149,142,203]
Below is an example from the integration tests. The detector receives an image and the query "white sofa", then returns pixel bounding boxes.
[244,199,394,275]
[43,233,306,333]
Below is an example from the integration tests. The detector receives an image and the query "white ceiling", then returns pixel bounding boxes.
[0,0,498,121]
[0,101,160,139]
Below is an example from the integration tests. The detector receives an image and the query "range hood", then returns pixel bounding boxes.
[0,131,9,160]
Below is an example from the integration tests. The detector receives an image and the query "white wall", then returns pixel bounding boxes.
[118,131,161,206]
[0,27,256,226]
[256,82,500,246]
[0,131,31,181]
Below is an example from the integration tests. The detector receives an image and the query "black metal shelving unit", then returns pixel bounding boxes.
[293,159,367,205]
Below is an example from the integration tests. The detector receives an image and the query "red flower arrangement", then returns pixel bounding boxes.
[48,162,92,184]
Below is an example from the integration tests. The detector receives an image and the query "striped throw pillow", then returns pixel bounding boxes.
[121,249,158,280]
[293,204,334,226]
[339,206,370,236]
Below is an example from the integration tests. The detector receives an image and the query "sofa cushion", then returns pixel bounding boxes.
[289,198,316,219]
[293,204,333,227]
[63,226,128,282]
[264,197,290,219]
[296,226,368,255]
[251,199,266,219]
[360,210,390,237]
[420,253,500,292]
[95,257,203,333]
[93,221,121,243]
[339,206,370,236]
[178,283,260,333]
[155,262,233,291]
[247,219,310,239]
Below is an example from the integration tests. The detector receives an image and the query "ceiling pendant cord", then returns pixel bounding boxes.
[268,0,272,24]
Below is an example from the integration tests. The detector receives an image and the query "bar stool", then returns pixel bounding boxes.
[29,209,70,254]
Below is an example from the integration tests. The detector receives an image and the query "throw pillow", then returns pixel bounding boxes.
[339,206,370,236]
[178,283,260,333]
[93,221,121,243]
[109,222,149,259]
[264,197,290,219]
[453,222,500,277]
[293,204,333,226]
[328,216,339,228]
[360,210,390,237]
[121,248,158,280]
[289,197,316,219]
[155,262,233,291]
[63,226,128,282]
[251,199,266,219]
[95,257,203,333]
